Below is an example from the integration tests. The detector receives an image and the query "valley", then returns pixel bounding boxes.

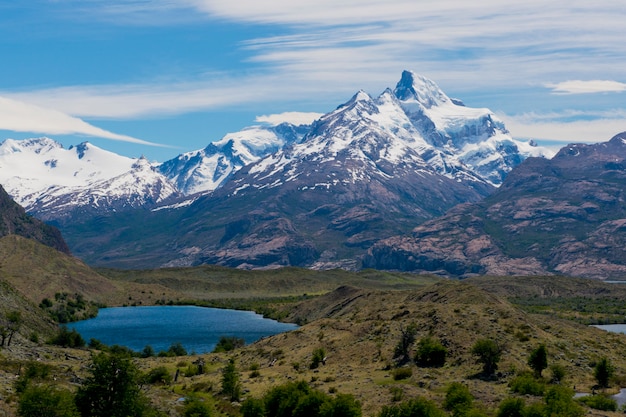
[1,71,626,416]
[3,265,626,416]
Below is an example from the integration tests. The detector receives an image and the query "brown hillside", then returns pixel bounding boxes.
[0,235,181,306]
[223,280,626,416]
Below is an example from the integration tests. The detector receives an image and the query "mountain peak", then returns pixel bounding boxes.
[393,70,450,108]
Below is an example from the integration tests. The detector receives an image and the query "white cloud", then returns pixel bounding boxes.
[546,80,626,95]
[0,96,168,147]
[255,112,324,126]
[501,112,626,145]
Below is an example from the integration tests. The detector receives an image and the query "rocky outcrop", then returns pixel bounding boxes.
[365,132,626,280]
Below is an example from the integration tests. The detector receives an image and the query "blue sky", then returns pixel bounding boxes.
[0,0,625,162]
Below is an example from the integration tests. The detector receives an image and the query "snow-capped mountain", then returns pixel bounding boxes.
[391,71,550,185]
[0,70,556,269]
[0,138,180,221]
[158,123,309,195]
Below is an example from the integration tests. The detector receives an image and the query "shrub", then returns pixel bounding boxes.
[241,397,265,417]
[379,396,445,417]
[141,345,155,358]
[213,336,245,353]
[543,386,584,417]
[415,336,447,368]
[48,326,85,348]
[17,384,79,417]
[310,347,326,369]
[251,381,361,417]
[509,373,546,396]
[145,366,172,385]
[391,367,413,381]
[182,396,212,417]
[577,394,617,411]
[444,383,473,417]
[167,342,188,357]
[496,397,526,417]
[549,363,566,384]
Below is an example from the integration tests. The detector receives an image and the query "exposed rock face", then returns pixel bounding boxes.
[0,184,70,254]
[364,132,626,279]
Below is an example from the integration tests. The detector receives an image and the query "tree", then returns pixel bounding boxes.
[593,357,614,388]
[74,352,152,417]
[1,310,22,347]
[471,338,501,376]
[393,323,417,366]
[528,344,548,378]
[6,310,22,346]
[220,358,241,401]
[415,336,447,368]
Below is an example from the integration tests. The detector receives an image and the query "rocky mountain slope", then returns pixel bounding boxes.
[364,132,626,280]
[1,71,552,269]
[0,183,69,253]
[61,72,553,269]
[158,123,310,195]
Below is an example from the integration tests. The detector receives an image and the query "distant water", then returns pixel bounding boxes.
[67,305,298,354]
[593,324,626,334]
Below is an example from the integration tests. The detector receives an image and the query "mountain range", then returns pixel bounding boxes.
[1,71,555,270]
[365,132,626,279]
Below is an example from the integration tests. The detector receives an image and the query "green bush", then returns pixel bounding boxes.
[496,397,526,417]
[509,373,546,396]
[444,383,473,417]
[48,326,85,348]
[543,386,584,417]
[391,367,412,381]
[577,394,618,411]
[213,336,245,353]
[415,336,447,368]
[310,347,326,369]
[182,396,212,417]
[17,384,79,417]
[549,363,566,384]
[379,396,445,417]
[244,380,361,417]
[145,366,172,385]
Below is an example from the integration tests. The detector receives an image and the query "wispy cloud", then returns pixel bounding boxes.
[546,80,626,95]
[500,111,626,145]
[4,0,626,145]
[0,96,169,147]
[255,112,324,126]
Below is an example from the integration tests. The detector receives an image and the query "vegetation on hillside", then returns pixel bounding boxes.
[4,265,626,416]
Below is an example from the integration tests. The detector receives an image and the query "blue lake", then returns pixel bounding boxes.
[67,305,298,354]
